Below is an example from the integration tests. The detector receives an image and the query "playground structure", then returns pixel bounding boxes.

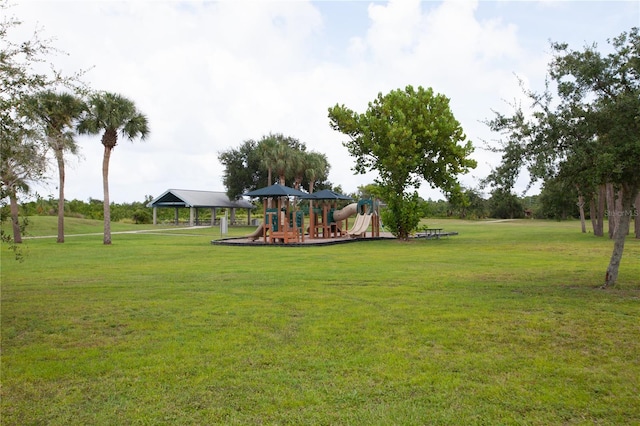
[244,186,380,244]
[243,184,307,244]
[248,205,305,244]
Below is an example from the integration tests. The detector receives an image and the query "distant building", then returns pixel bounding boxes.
[147,189,254,226]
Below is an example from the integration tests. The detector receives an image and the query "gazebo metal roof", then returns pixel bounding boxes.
[147,189,254,209]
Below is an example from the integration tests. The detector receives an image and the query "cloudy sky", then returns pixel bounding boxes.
[9,0,639,203]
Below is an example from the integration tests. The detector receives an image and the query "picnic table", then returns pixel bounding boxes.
[415,228,444,239]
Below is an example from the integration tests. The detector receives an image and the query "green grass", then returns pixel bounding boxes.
[19,215,178,237]
[2,217,639,425]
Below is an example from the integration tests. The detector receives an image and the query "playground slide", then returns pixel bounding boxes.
[246,223,266,241]
[332,203,357,222]
[347,213,372,236]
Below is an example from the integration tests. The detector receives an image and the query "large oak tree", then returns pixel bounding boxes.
[485,28,640,287]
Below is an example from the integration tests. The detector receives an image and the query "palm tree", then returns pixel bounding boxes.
[259,133,296,208]
[77,92,149,244]
[258,134,279,187]
[272,140,296,185]
[305,151,329,195]
[292,149,307,190]
[304,152,329,226]
[30,91,85,243]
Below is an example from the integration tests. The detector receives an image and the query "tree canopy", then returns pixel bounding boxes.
[328,85,476,239]
[218,133,330,200]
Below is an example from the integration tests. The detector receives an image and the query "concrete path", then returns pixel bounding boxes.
[24,226,213,240]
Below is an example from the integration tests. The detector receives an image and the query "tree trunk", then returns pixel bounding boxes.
[635,192,640,239]
[309,180,315,218]
[577,194,586,233]
[606,183,617,239]
[55,149,65,243]
[596,185,605,236]
[9,193,22,244]
[267,168,272,208]
[102,145,112,245]
[604,184,635,287]
[589,198,598,234]
[616,189,624,235]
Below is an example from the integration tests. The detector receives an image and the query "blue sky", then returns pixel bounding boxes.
[9,0,639,203]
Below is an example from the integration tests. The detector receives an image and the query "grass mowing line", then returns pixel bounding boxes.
[1,218,639,424]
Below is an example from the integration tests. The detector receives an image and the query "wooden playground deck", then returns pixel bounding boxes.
[212,231,396,246]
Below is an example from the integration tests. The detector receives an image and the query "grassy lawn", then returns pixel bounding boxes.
[1,218,639,425]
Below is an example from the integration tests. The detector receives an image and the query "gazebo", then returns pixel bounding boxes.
[147,189,254,226]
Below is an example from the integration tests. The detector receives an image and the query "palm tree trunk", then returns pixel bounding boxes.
[267,168,273,209]
[9,193,22,244]
[308,181,315,236]
[55,149,65,243]
[102,146,112,245]
[604,184,635,287]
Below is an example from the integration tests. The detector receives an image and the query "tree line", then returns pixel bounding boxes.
[10,179,628,225]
